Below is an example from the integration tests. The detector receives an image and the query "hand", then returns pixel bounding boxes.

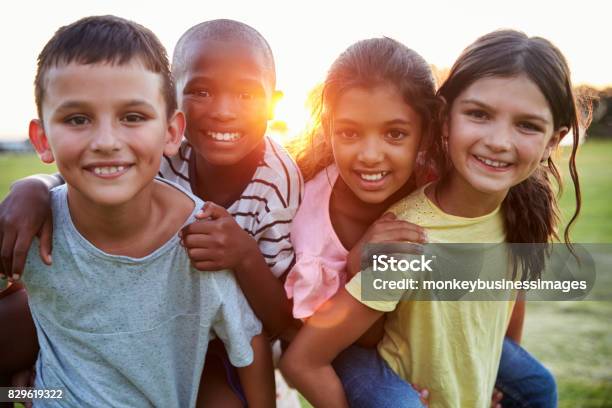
[412,383,430,406]
[12,366,36,408]
[346,212,427,277]
[491,387,503,408]
[0,179,53,281]
[180,202,257,271]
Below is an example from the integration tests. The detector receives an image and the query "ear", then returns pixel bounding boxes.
[163,110,186,157]
[29,119,54,164]
[267,90,283,120]
[542,126,568,162]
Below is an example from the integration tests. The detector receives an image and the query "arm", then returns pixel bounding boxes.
[505,291,526,344]
[236,332,275,408]
[0,173,62,279]
[181,202,293,337]
[280,288,384,408]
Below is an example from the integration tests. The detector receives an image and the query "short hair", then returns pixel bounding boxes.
[172,19,276,88]
[35,15,176,119]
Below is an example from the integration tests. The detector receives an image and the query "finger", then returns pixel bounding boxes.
[38,217,53,265]
[186,248,222,263]
[11,234,35,280]
[192,261,224,271]
[182,234,217,249]
[195,201,229,220]
[419,388,430,406]
[371,225,427,243]
[181,219,216,237]
[379,212,397,221]
[1,229,17,280]
[374,228,427,244]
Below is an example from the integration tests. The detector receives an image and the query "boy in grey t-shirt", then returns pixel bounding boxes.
[18,15,261,407]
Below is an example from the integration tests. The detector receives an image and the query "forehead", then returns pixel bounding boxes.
[181,39,273,90]
[456,75,553,121]
[334,85,420,126]
[43,61,165,109]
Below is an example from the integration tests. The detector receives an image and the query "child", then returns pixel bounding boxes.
[11,15,262,407]
[281,30,582,408]
[0,18,301,407]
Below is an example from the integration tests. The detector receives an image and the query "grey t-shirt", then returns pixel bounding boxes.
[22,180,262,407]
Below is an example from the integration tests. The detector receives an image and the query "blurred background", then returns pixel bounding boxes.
[1,0,610,406]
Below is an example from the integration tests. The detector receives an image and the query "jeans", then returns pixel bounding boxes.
[496,337,557,408]
[331,338,556,408]
[332,344,424,408]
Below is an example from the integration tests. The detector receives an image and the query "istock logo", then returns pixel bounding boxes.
[372,254,434,272]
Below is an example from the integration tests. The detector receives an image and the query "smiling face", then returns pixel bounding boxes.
[445,74,564,201]
[30,61,183,207]
[177,39,274,166]
[330,84,423,204]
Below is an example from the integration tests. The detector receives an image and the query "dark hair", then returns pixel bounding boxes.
[35,15,176,119]
[289,37,441,183]
[436,29,588,279]
[172,19,276,88]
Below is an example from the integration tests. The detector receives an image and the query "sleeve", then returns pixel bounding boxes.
[255,207,296,278]
[284,254,344,319]
[211,270,263,367]
[345,270,400,313]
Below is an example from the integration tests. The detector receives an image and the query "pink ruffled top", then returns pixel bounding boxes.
[284,165,349,319]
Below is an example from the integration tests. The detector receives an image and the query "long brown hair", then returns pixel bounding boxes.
[288,37,441,184]
[436,30,589,279]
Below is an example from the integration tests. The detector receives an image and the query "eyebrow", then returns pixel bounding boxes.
[459,98,549,124]
[333,118,413,126]
[55,99,156,112]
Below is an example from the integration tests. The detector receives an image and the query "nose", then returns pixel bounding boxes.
[484,122,513,153]
[210,94,238,122]
[89,120,121,153]
[357,135,384,165]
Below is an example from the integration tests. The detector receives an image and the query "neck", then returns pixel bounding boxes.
[331,176,413,227]
[192,140,264,207]
[67,184,158,255]
[432,172,506,218]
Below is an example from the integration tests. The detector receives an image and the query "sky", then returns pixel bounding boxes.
[1,0,610,140]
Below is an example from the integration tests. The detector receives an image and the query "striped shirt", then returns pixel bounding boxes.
[159,136,303,278]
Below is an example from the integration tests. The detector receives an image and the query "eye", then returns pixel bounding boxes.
[517,121,543,133]
[122,113,146,123]
[465,109,489,120]
[386,130,408,141]
[64,115,90,126]
[192,90,211,98]
[238,92,253,100]
[335,130,358,140]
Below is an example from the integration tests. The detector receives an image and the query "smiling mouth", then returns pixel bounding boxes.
[207,131,242,142]
[474,155,511,169]
[84,164,133,178]
[356,171,389,182]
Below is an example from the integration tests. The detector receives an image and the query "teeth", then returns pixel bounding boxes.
[359,172,387,181]
[93,166,126,175]
[207,131,241,141]
[476,156,510,168]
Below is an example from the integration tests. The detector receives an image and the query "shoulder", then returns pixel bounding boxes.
[153,177,202,225]
[158,140,192,187]
[253,136,303,209]
[388,185,428,222]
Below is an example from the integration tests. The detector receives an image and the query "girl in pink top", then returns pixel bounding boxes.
[284,38,434,325]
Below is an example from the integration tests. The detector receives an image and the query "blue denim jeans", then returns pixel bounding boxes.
[332,344,425,408]
[496,337,557,408]
[332,338,556,408]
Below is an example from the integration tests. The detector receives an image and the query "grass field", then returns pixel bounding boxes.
[1,140,611,407]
